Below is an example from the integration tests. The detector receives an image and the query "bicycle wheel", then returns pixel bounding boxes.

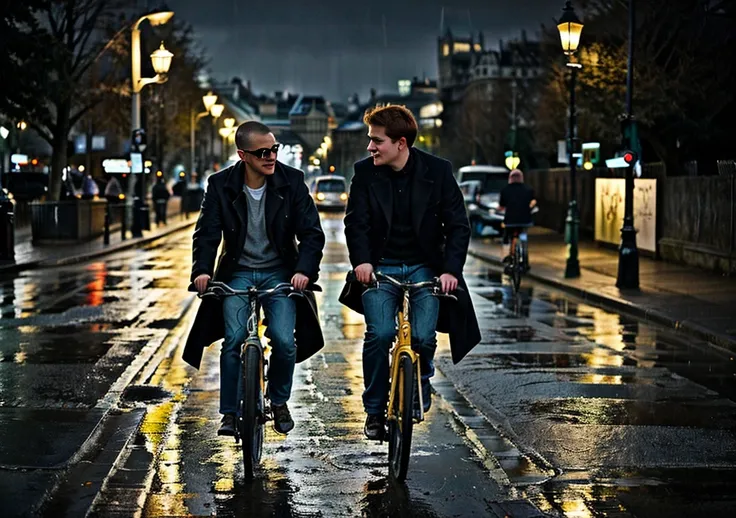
[388,353,415,482]
[512,241,522,294]
[241,344,264,480]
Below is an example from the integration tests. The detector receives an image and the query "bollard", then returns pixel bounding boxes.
[103,202,111,245]
[0,193,15,262]
[121,203,127,241]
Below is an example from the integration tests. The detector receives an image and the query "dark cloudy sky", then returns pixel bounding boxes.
[162,0,562,102]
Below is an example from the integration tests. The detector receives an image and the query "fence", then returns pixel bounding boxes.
[526,162,734,273]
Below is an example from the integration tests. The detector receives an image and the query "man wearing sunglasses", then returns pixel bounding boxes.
[184,121,326,436]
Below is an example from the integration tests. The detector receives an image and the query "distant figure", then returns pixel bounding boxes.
[498,169,537,269]
[81,173,99,199]
[151,176,171,225]
[104,175,123,203]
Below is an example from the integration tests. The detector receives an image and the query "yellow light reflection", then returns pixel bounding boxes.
[581,347,624,368]
[579,373,623,385]
[139,401,175,451]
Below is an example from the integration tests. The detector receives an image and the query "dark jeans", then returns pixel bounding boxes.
[221,266,296,414]
[360,263,439,415]
[154,199,167,224]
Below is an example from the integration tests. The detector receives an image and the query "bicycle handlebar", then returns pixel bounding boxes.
[346,271,460,301]
[189,280,321,299]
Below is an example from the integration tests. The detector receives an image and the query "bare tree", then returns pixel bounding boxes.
[20,0,136,200]
[536,0,736,173]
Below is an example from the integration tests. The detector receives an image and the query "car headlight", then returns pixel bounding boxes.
[316,193,326,201]
[340,192,348,201]
[468,203,478,211]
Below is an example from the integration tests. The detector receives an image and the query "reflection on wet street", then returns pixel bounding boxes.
[136,214,502,517]
[0,232,197,515]
[6,211,736,517]
[440,259,736,517]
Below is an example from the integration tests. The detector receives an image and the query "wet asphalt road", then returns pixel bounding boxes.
[2,212,736,517]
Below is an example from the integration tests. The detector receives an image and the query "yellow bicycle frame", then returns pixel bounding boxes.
[386,290,424,424]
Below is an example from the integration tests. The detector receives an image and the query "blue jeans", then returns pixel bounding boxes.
[221,266,296,414]
[361,263,440,415]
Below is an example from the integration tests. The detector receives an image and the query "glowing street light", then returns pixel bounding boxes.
[210,104,224,120]
[150,42,173,75]
[558,0,584,278]
[558,1,584,55]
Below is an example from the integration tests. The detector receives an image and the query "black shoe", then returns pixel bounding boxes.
[364,414,386,441]
[272,403,294,435]
[413,381,432,419]
[218,413,236,436]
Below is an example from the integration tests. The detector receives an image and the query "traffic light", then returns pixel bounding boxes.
[581,142,600,170]
[504,150,520,170]
[131,128,147,153]
[622,150,637,165]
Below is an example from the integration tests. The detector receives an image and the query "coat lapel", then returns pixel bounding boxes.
[370,177,392,226]
[265,163,289,240]
[411,151,434,236]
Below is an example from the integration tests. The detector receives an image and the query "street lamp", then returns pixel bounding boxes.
[131,10,174,237]
[558,1,583,279]
[209,104,224,119]
[219,126,235,163]
[616,0,640,290]
[150,43,173,75]
[190,92,223,183]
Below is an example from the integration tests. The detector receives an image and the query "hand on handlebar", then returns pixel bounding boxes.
[354,263,375,285]
[291,273,309,291]
[439,273,458,294]
[194,274,211,294]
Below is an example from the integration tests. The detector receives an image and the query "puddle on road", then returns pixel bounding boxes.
[0,325,118,364]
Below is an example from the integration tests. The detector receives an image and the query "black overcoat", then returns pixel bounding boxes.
[183,160,326,369]
[338,148,481,364]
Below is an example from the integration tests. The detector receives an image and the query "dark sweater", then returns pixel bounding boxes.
[382,154,423,265]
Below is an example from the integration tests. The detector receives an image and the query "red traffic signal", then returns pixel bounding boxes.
[622,150,637,164]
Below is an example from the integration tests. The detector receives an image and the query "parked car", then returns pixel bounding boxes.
[310,175,348,210]
[456,165,510,237]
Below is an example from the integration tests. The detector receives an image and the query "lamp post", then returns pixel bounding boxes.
[0,125,13,262]
[131,10,174,238]
[616,0,639,289]
[220,117,236,163]
[558,1,584,278]
[208,103,224,170]
[190,91,220,183]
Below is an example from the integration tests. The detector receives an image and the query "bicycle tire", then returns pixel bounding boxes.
[512,240,522,293]
[241,344,264,480]
[388,353,415,482]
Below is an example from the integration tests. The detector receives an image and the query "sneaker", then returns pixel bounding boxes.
[364,414,386,441]
[218,413,236,436]
[272,403,294,435]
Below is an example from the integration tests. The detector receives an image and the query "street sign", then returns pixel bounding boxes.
[130,152,143,174]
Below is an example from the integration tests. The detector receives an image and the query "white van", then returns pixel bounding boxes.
[456,165,510,236]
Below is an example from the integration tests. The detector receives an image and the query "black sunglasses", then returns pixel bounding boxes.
[240,143,280,159]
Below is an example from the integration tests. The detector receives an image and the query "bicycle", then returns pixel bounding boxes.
[194,280,314,480]
[505,227,529,295]
[357,272,457,481]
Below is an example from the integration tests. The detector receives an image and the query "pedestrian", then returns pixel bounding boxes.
[81,172,99,200]
[184,121,326,436]
[104,175,123,203]
[338,105,481,440]
[151,176,171,225]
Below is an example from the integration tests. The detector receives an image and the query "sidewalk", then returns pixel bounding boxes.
[0,213,198,275]
[469,227,736,352]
